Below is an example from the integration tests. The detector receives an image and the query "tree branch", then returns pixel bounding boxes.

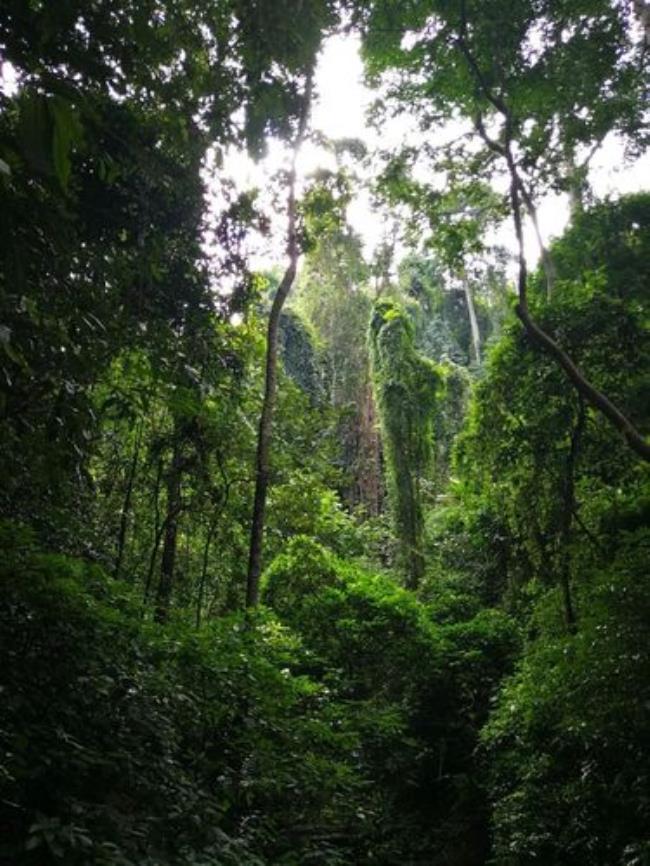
[455,17,650,462]
[506,148,650,461]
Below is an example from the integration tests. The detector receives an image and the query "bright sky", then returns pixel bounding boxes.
[220,32,650,274]
[219,35,406,265]
[3,32,647,277]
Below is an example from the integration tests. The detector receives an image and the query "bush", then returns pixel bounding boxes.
[483,528,650,866]
[0,525,362,865]
[263,536,518,865]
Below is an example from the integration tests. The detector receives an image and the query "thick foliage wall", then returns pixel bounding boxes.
[369,301,441,586]
[447,194,650,865]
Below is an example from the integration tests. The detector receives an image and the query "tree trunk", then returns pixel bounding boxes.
[504,141,650,463]
[557,399,585,633]
[143,455,164,605]
[456,16,650,462]
[155,439,183,623]
[114,421,143,580]
[461,269,481,366]
[246,67,313,608]
[196,518,217,627]
[357,380,383,516]
[406,474,425,589]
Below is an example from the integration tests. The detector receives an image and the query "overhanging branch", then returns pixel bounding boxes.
[455,15,650,461]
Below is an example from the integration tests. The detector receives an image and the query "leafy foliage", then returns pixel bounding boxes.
[1,1,649,864]
[0,524,365,866]
[369,300,441,585]
[483,530,650,865]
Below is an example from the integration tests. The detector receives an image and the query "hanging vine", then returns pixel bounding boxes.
[369,300,441,587]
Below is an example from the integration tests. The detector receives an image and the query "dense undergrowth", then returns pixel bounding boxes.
[1,526,518,865]
[2,501,649,864]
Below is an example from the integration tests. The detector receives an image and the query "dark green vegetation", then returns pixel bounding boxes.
[1,1,649,864]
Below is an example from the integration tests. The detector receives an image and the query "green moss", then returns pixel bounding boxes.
[369,301,441,585]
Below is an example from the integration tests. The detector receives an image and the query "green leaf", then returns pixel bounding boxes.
[49,97,83,191]
[18,92,51,175]
[0,325,26,366]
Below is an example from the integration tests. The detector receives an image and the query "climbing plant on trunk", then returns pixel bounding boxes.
[369,301,440,587]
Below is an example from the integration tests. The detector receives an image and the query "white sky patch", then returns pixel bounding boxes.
[212,34,390,267]
[312,35,371,140]
[0,61,18,97]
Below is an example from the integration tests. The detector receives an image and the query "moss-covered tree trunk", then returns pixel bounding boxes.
[356,379,383,517]
[369,302,440,588]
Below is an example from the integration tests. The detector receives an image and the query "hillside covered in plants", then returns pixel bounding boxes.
[1,1,649,864]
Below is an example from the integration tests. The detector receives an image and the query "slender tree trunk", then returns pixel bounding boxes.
[456,22,650,461]
[114,420,143,580]
[523,191,557,300]
[460,269,481,366]
[558,399,585,634]
[506,155,650,462]
[196,519,217,628]
[155,439,183,623]
[472,107,649,457]
[143,456,164,605]
[154,444,182,623]
[246,67,314,608]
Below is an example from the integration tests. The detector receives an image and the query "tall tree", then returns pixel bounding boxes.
[460,268,481,366]
[293,217,383,514]
[369,300,440,586]
[246,68,314,607]
[359,0,650,460]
